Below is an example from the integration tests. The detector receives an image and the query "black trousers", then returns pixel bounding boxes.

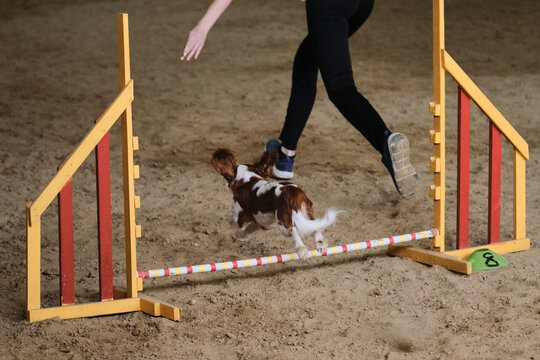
[279,0,389,154]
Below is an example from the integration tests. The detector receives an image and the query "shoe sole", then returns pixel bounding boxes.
[388,133,418,199]
[272,165,294,180]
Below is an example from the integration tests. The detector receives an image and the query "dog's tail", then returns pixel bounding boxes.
[292,205,342,237]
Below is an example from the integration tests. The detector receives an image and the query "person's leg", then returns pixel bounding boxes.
[277,0,374,152]
[267,0,381,179]
[348,0,375,36]
[266,32,318,179]
[278,36,318,151]
[306,0,389,154]
[307,0,417,198]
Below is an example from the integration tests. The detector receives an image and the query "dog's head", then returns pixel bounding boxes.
[211,148,238,185]
[211,148,278,185]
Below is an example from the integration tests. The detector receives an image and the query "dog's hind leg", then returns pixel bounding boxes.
[315,231,328,254]
[300,201,328,253]
[291,227,308,259]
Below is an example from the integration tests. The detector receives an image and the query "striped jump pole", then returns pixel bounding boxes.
[138,229,438,279]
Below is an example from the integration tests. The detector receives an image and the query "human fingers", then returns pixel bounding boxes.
[194,45,203,60]
[181,43,192,61]
[188,39,205,60]
[185,44,199,61]
[181,35,197,60]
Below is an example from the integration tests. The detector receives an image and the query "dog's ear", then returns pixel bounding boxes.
[211,148,237,184]
[249,150,278,178]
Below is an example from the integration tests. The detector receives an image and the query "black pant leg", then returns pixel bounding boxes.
[348,0,375,36]
[306,0,389,154]
[279,36,318,151]
[279,0,388,154]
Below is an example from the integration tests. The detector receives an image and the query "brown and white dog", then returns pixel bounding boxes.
[211,148,340,259]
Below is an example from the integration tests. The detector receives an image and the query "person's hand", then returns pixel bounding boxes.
[181,26,208,61]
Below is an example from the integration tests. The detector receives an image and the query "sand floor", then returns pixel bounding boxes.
[1,0,539,358]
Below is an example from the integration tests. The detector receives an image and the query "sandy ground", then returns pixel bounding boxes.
[1,0,539,358]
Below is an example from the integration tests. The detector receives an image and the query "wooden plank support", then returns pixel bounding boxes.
[113,288,179,321]
[431,0,446,252]
[513,150,526,239]
[445,238,530,260]
[28,80,134,220]
[27,298,141,323]
[140,295,180,321]
[388,245,471,274]
[26,203,41,314]
[442,50,529,160]
[488,122,502,244]
[96,131,114,301]
[58,178,75,305]
[457,87,470,249]
[118,13,139,299]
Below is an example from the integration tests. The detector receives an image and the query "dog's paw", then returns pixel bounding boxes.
[226,213,235,225]
[316,240,328,254]
[297,246,309,259]
[235,229,249,242]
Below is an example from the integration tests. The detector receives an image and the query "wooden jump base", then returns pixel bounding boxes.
[25,1,531,323]
[138,229,438,279]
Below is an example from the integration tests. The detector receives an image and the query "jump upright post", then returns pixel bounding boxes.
[387,0,530,273]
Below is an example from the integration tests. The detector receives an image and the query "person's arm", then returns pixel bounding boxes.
[181,0,233,61]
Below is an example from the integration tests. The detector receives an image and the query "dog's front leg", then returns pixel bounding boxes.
[236,222,260,241]
[226,212,236,226]
[291,227,308,259]
[227,202,243,226]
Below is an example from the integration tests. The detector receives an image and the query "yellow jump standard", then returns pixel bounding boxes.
[387,0,530,273]
[26,14,177,323]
